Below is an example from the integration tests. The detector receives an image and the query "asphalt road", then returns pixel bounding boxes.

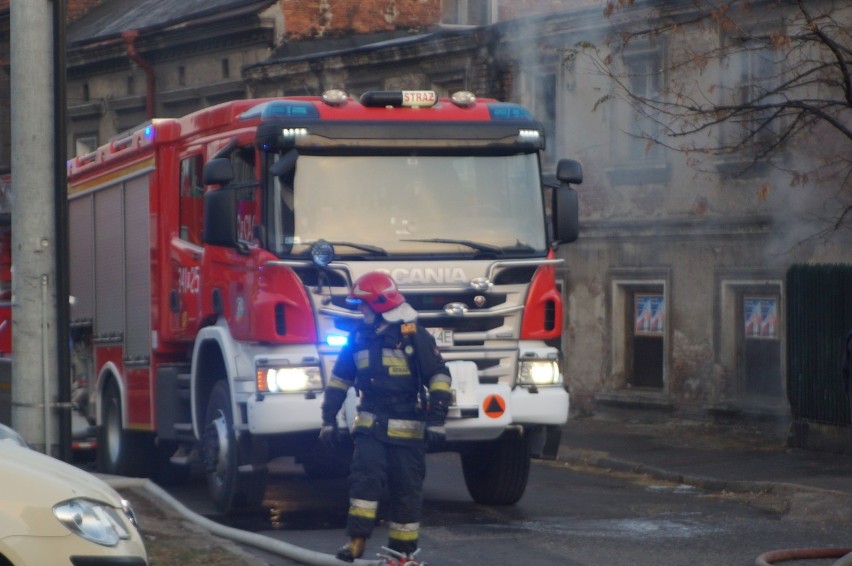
[160,452,851,566]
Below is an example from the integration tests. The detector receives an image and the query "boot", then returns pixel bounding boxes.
[335,536,366,562]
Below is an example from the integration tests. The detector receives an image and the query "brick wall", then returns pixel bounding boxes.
[67,0,105,23]
[279,0,441,40]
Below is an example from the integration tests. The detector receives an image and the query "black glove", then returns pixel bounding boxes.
[425,405,447,446]
[319,422,338,449]
[425,423,445,447]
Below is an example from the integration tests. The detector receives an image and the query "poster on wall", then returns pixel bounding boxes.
[635,293,665,336]
[744,296,779,340]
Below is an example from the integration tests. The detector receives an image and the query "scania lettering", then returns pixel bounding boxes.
[66,90,582,512]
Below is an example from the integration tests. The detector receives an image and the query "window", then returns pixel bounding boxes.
[442,0,493,25]
[721,42,779,151]
[230,146,260,244]
[178,66,187,87]
[221,58,230,79]
[605,43,671,185]
[179,155,205,244]
[618,47,663,161]
[126,76,135,96]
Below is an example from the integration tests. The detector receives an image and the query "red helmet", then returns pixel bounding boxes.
[348,271,405,314]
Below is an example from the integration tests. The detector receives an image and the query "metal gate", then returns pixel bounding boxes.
[786,264,852,426]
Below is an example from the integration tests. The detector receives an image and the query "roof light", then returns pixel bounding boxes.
[451,91,476,107]
[487,103,534,120]
[240,101,319,120]
[322,89,349,106]
[360,90,438,108]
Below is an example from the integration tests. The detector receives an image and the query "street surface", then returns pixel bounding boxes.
[163,452,850,566]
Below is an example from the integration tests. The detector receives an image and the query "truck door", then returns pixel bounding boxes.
[168,154,205,340]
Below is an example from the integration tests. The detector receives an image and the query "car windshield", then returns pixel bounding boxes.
[269,153,547,258]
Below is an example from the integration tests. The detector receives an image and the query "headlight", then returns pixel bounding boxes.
[257,366,323,393]
[517,360,562,386]
[53,499,132,546]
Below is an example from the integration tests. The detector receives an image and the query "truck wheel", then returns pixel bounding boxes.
[202,381,267,513]
[98,380,152,477]
[460,432,531,505]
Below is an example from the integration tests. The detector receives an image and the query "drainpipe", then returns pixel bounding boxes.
[121,30,155,120]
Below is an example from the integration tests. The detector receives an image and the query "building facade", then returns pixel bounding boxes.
[4,0,850,426]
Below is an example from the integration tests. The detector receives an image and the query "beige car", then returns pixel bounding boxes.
[0,434,148,565]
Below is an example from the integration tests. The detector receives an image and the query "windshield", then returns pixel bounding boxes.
[270,153,547,258]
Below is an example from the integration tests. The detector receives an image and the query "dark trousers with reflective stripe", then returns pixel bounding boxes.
[347,433,425,553]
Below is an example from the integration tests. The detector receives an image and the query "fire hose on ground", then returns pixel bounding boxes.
[105,476,383,566]
[755,548,852,565]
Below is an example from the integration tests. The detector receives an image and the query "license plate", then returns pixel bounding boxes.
[427,328,454,347]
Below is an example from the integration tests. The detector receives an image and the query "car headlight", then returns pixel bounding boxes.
[53,498,133,546]
[257,365,323,393]
[517,360,562,386]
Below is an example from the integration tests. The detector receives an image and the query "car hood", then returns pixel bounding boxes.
[0,441,124,507]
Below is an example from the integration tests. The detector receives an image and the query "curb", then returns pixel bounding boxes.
[558,449,852,523]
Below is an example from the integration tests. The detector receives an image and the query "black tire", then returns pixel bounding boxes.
[97,380,153,477]
[202,381,267,513]
[460,432,531,505]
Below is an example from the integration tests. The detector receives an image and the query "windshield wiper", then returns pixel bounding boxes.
[401,238,504,255]
[319,240,389,256]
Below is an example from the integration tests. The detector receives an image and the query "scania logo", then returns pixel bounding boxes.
[380,267,468,285]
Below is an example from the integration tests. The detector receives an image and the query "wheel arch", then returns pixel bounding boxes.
[191,323,239,438]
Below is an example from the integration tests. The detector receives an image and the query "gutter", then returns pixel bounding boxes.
[121,30,155,119]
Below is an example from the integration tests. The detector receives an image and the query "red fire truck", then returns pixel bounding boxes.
[66,89,582,513]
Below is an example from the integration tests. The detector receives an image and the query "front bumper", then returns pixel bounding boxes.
[246,391,324,434]
[1,533,148,566]
[444,360,569,442]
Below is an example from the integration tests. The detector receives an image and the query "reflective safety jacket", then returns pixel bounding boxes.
[322,317,452,445]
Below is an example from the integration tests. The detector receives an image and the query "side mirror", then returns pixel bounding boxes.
[202,157,235,186]
[552,159,582,245]
[202,188,237,247]
[556,158,583,185]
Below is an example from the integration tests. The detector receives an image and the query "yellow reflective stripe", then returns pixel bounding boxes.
[355,350,369,369]
[348,498,378,519]
[388,521,420,541]
[429,378,450,393]
[387,419,425,439]
[354,412,374,430]
[327,376,350,391]
[383,348,411,376]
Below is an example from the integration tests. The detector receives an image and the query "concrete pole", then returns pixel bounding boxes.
[10,0,60,455]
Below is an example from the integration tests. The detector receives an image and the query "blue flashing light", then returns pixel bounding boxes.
[241,101,320,120]
[144,125,154,140]
[488,103,533,120]
[327,335,348,347]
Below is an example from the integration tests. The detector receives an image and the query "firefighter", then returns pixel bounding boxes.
[320,271,452,562]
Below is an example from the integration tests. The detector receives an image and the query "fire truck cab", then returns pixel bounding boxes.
[66,90,582,513]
